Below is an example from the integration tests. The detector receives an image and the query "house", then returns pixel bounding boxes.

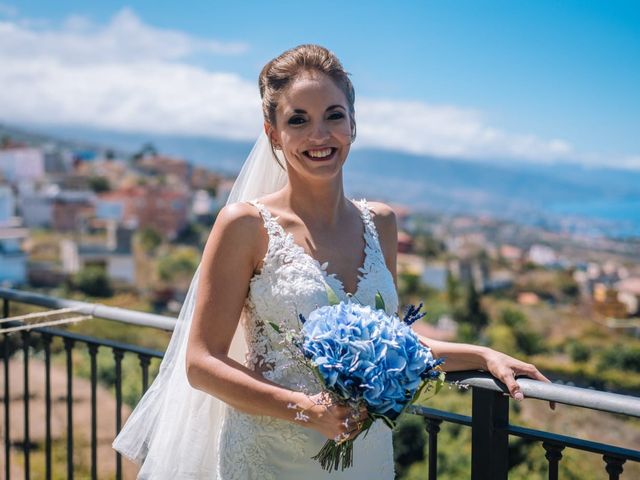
[0,227,28,285]
[191,189,217,220]
[448,257,490,292]
[0,147,45,183]
[527,244,559,267]
[60,222,136,284]
[51,190,96,231]
[136,155,191,184]
[19,184,56,228]
[98,185,190,239]
[593,283,629,319]
[396,253,449,292]
[0,185,16,226]
[499,244,523,263]
[614,277,640,316]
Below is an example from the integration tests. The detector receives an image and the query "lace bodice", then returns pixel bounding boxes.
[243,198,399,388]
[217,198,397,479]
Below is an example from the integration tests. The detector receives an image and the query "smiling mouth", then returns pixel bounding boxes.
[304,147,337,161]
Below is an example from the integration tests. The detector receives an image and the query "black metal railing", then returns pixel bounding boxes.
[1,288,168,480]
[408,373,640,480]
[1,287,639,479]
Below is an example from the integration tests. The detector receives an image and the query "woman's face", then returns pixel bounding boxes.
[267,70,353,182]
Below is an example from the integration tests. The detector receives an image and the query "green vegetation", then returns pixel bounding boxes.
[88,175,111,193]
[72,265,114,297]
[156,246,200,288]
[136,227,162,254]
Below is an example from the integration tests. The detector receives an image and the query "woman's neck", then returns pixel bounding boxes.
[282,173,349,228]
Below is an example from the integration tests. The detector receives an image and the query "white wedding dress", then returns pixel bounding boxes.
[216,199,398,480]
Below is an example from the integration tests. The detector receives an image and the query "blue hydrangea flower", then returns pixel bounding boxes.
[300,302,443,418]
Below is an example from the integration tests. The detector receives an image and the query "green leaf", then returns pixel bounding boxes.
[325,282,340,306]
[412,371,446,406]
[268,322,281,333]
[375,291,386,311]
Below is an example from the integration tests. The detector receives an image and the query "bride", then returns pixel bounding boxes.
[113,44,551,479]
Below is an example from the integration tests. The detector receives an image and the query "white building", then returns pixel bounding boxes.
[60,223,136,284]
[0,147,45,182]
[19,184,57,228]
[527,244,559,267]
[192,189,216,217]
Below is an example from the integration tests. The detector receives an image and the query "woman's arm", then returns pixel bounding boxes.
[370,202,553,405]
[185,203,366,439]
[418,337,551,402]
[186,203,303,418]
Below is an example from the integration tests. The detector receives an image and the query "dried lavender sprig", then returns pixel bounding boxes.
[402,302,427,325]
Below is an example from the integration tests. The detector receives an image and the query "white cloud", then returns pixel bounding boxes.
[0,56,262,139]
[0,7,635,169]
[0,7,248,65]
[354,99,574,162]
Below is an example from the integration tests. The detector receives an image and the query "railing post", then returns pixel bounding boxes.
[21,330,31,480]
[603,454,625,480]
[42,333,53,480]
[64,337,75,480]
[471,388,509,480]
[2,298,10,480]
[543,442,565,480]
[426,418,442,480]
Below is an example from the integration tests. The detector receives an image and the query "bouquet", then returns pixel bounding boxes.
[270,288,445,472]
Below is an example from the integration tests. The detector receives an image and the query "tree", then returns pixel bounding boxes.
[132,142,158,162]
[399,271,421,297]
[136,227,162,254]
[455,282,489,336]
[496,307,545,356]
[73,265,113,297]
[157,247,200,291]
[393,415,426,478]
[446,271,461,308]
[567,340,591,363]
[88,176,110,193]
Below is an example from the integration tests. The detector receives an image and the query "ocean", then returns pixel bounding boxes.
[549,199,640,238]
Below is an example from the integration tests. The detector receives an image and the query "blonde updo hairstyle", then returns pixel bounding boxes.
[259,44,356,166]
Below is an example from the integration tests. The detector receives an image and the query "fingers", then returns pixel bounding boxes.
[506,363,557,411]
[502,373,524,402]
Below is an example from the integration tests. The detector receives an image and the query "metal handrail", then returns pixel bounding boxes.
[2,286,639,417]
[0,287,175,331]
[2,286,639,480]
[444,371,640,418]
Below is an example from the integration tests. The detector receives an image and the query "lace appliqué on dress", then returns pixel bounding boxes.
[217,198,397,479]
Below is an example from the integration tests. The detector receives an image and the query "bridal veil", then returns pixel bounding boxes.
[112,132,287,478]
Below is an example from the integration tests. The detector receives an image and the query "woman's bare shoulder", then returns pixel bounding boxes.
[365,201,397,236]
[202,202,266,262]
[215,201,263,230]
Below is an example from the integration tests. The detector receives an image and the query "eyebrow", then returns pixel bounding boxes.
[291,105,346,114]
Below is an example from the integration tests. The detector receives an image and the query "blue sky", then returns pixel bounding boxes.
[1,0,639,168]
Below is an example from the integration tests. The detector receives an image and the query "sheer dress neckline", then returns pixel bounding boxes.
[249,199,378,299]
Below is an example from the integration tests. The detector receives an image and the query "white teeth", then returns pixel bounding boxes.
[307,148,333,158]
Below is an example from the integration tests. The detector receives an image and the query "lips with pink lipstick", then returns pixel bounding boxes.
[303,147,337,161]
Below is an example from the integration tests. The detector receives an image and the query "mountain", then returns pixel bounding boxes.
[3,122,639,235]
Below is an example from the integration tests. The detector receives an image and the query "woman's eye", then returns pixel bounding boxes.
[288,116,306,125]
[328,112,345,120]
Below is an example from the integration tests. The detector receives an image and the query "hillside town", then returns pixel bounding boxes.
[2,128,640,480]
[1,129,639,332]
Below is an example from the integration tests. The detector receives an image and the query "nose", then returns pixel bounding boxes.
[308,120,330,143]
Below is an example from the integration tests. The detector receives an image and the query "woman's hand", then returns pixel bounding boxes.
[302,393,369,442]
[482,348,556,409]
